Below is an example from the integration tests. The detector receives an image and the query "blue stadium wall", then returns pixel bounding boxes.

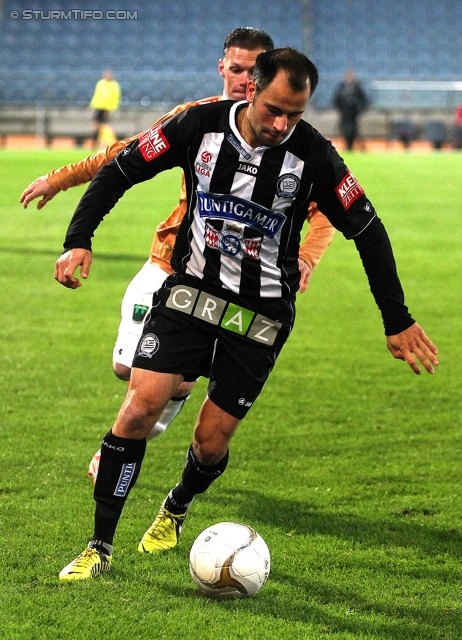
[0,0,461,109]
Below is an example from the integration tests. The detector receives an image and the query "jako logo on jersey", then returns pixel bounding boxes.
[238,398,253,408]
[277,174,300,198]
[335,171,364,210]
[227,134,252,160]
[137,333,160,358]
[197,192,286,239]
[102,440,125,452]
[237,162,258,176]
[138,126,170,162]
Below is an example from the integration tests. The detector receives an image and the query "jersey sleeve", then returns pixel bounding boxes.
[46,137,136,191]
[62,110,195,252]
[47,95,221,191]
[353,216,415,335]
[310,143,414,335]
[310,144,377,239]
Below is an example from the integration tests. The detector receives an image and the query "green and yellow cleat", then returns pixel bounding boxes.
[59,547,112,581]
[138,502,187,553]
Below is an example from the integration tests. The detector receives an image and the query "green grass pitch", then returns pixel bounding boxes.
[0,148,461,639]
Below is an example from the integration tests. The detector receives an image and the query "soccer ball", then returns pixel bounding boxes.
[189,522,270,600]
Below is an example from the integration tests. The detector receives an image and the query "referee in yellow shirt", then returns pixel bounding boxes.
[90,69,121,146]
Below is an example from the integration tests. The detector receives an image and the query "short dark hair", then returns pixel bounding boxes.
[253,48,319,97]
[223,27,274,56]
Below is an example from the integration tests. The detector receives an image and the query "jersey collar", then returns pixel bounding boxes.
[229,100,297,152]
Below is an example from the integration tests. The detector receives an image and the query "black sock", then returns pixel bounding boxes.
[92,430,146,545]
[165,445,229,514]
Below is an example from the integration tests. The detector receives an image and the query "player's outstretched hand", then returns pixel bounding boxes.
[55,249,92,289]
[386,322,439,375]
[298,258,313,293]
[20,176,59,209]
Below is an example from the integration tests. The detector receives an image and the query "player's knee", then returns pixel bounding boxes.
[192,429,232,465]
[116,393,165,439]
[113,361,131,381]
[176,380,196,398]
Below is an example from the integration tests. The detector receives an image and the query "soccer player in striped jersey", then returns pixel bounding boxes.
[56,47,438,580]
[20,28,335,485]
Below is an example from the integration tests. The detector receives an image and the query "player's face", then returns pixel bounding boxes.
[218,46,266,101]
[242,71,310,148]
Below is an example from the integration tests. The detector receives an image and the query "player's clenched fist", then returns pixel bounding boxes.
[55,248,92,289]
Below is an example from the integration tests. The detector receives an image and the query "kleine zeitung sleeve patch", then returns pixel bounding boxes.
[138,125,170,162]
[335,171,364,210]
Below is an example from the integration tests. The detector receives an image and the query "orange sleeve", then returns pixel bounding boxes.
[46,95,221,192]
[46,138,135,191]
[149,173,187,273]
[298,202,336,270]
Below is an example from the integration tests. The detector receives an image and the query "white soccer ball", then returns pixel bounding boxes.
[189,522,270,600]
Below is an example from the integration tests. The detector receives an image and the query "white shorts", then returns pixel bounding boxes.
[113,260,169,368]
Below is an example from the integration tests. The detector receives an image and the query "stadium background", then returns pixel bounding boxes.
[0,0,462,148]
[1,2,462,634]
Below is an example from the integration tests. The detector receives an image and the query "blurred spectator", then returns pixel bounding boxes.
[89,70,121,146]
[333,69,369,150]
[391,119,417,149]
[423,120,447,150]
[453,104,462,149]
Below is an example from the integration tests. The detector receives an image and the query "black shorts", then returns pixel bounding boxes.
[94,109,109,123]
[132,296,292,420]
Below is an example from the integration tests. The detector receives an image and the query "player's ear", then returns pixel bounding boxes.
[218,58,225,79]
[247,80,256,103]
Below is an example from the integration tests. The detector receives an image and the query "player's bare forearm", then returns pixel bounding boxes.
[54,249,92,289]
[19,176,59,209]
[386,322,439,375]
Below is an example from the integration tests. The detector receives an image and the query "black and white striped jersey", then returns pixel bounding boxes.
[116,101,375,297]
[64,99,414,335]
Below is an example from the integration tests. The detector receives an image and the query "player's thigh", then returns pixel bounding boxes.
[207,327,290,420]
[132,307,216,381]
[114,262,169,366]
[119,261,168,327]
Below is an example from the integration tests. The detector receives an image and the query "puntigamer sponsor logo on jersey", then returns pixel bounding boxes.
[197,192,286,239]
[335,171,364,210]
[138,125,170,162]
